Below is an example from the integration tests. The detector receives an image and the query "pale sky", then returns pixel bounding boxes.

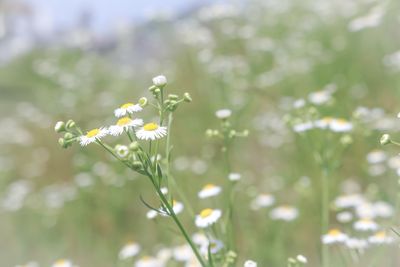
[23,0,212,33]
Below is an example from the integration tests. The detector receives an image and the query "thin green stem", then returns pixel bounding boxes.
[321,166,330,267]
[154,184,207,267]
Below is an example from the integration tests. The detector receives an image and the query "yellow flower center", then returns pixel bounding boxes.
[117,117,132,126]
[204,184,216,190]
[375,231,385,238]
[143,123,159,131]
[322,117,333,123]
[328,229,341,236]
[200,208,213,218]
[86,128,100,138]
[55,259,66,265]
[335,119,349,125]
[121,103,134,109]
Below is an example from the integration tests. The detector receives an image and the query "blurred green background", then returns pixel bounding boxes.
[1,0,400,266]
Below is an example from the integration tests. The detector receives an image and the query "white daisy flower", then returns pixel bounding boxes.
[136,123,167,141]
[322,229,348,244]
[345,238,368,250]
[270,205,298,221]
[200,239,224,255]
[135,256,161,267]
[195,208,222,228]
[244,260,257,267]
[329,118,353,132]
[314,117,333,129]
[336,211,353,223]
[114,103,142,117]
[171,200,184,215]
[355,202,376,219]
[366,150,387,164]
[160,187,168,195]
[119,242,141,260]
[192,232,208,246]
[173,244,194,262]
[198,184,222,199]
[215,109,232,119]
[156,248,172,264]
[52,259,73,267]
[250,194,275,210]
[109,117,143,136]
[308,89,333,105]
[373,201,394,218]
[354,218,379,231]
[368,231,394,244]
[146,210,158,219]
[296,255,307,264]
[293,121,314,133]
[79,128,108,146]
[15,262,39,267]
[334,194,365,209]
[228,172,241,182]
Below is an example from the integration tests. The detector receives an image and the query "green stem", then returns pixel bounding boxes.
[154,184,208,267]
[321,166,330,267]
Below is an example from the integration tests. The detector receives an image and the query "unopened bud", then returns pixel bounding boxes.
[129,141,140,152]
[58,138,68,148]
[183,92,192,102]
[132,161,143,170]
[380,134,391,145]
[64,132,74,140]
[54,121,66,133]
[168,94,179,100]
[152,75,167,87]
[139,97,148,107]
[65,119,76,129]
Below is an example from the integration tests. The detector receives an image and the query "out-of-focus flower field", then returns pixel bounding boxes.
[1,0,400,266]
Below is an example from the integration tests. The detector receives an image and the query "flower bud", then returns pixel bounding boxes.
[54,121,66,133]
[168,94,179,100]
[58,138,68,148]
[149,85,157,92]
[132,161,143,170]
[139,97,148,107]
[183,92,192,102]
[65,119,76,129]
[129,141,140,152]
[154,88,161,95]
[380,134,391,145]
[152,75,167,87]
[242,130,249,137]
[205,129,213,137]
[64,132,74,140]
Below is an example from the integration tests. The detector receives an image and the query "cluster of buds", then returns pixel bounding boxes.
[148,75,192,112]
[206,109,249,141]
[54,119,82,149]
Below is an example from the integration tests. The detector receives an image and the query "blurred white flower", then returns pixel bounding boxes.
[119,242,141,260]
[215,109,232,119]
[322,229,348,244]
[195,208,222,228]
[244,260,257,267]
[270,205,298,221]
[198,184,222,199]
